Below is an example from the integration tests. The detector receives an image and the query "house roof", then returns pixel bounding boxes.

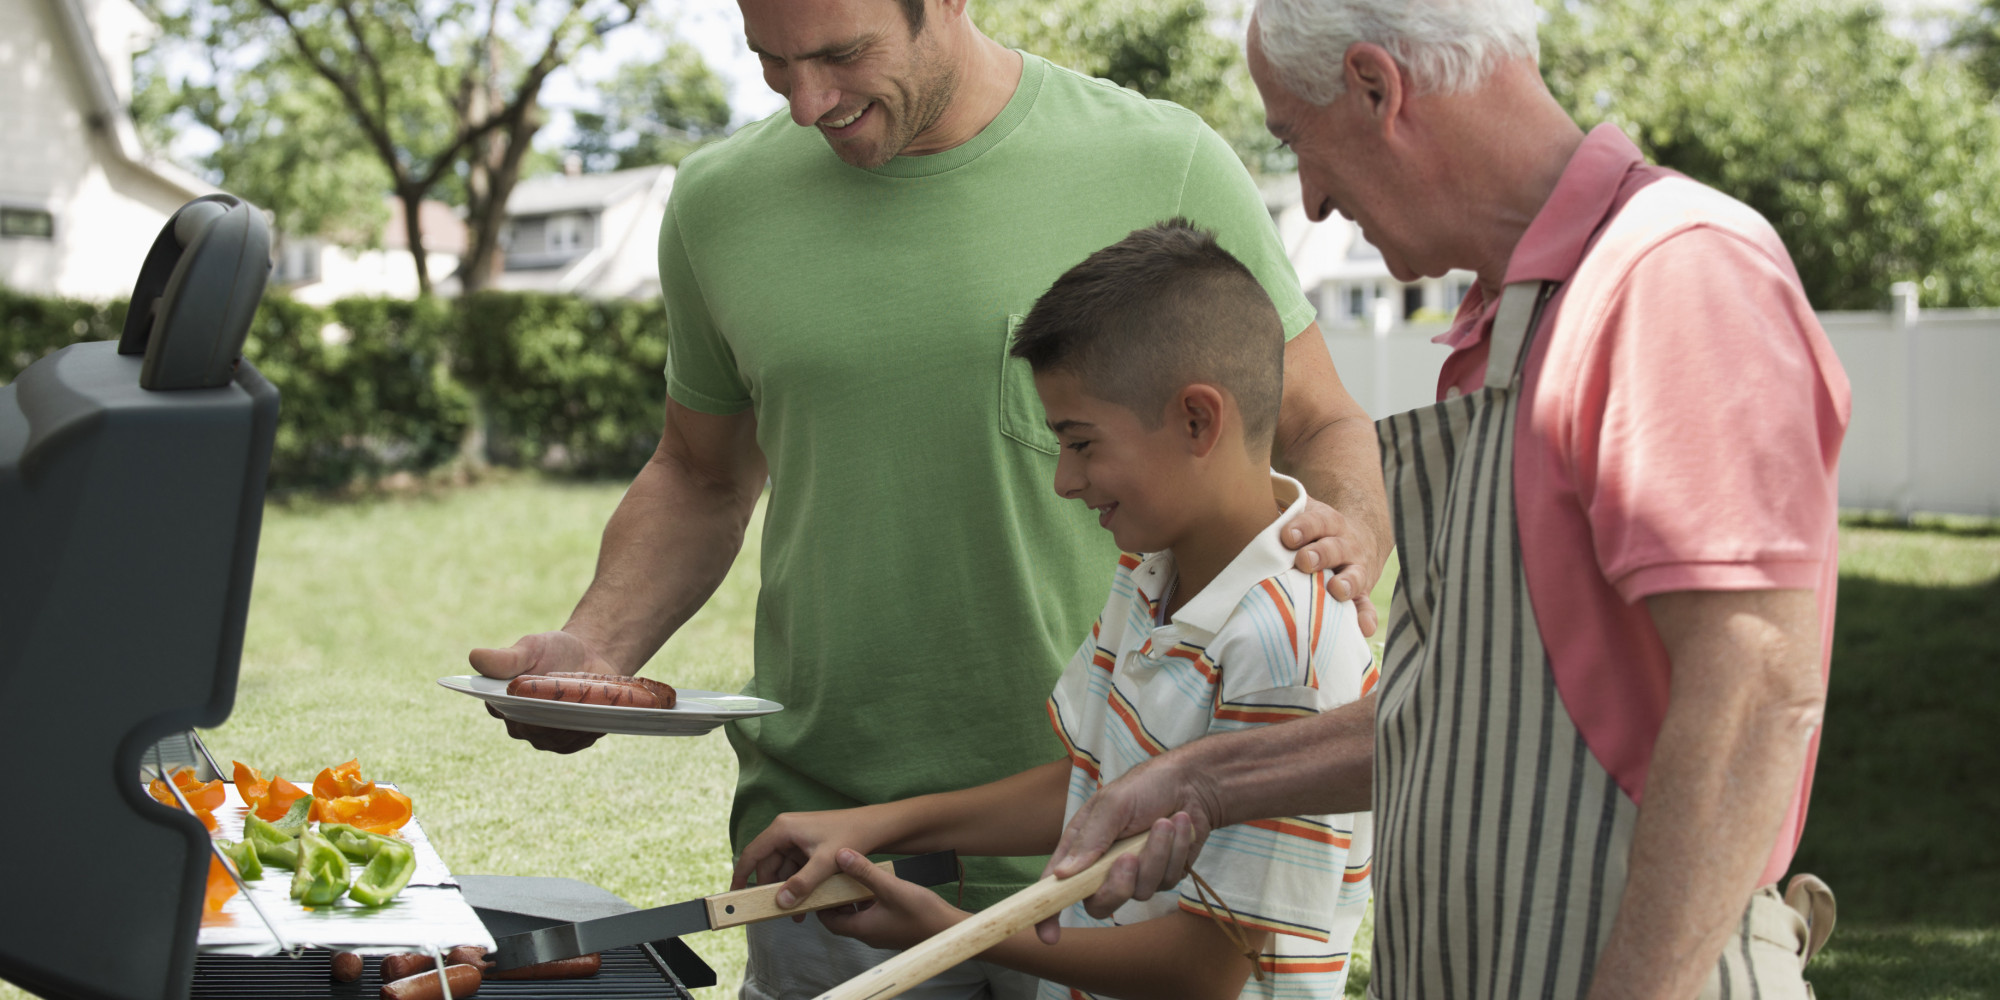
[48,0,212,200]
[382,198,469,256]
[505,165,670,217]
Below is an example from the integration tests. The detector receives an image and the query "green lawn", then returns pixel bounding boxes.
[3,484,1994,1000]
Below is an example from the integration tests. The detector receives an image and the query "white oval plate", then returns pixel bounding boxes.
[437,675,781,737]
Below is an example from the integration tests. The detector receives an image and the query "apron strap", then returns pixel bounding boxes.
[1483,280,1557,389]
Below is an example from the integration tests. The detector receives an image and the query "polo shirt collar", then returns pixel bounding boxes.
[1151,471,1310,641]
[1504,123,1646,285]
[1435,123,1645,351]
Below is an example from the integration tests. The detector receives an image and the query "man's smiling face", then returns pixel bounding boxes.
[740,0,957,168]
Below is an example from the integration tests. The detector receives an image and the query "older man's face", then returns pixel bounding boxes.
[742,0,956,168]
[1248,22,1431,281]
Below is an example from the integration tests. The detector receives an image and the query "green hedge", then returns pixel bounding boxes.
[0,285,670,491]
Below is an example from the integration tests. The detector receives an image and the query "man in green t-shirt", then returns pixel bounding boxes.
[470,0,1389,995]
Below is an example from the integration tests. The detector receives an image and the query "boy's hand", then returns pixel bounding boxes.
[1282,498,1380,636]
[733,808,897,909]
[816,848,967,951]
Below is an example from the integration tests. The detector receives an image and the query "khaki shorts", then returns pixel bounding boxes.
[740,914,1040,1000]
[1696,875,1837,1000]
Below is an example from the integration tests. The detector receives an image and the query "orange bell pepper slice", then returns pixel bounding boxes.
[312,759,375,800]
[349,788,413,835]
[254,777,310,821]
[232,760,270,805]
[183,779,225,812]
[205,855,238,912]
[148,773,221,831]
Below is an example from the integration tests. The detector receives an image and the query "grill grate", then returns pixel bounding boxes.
[190,945,695,999]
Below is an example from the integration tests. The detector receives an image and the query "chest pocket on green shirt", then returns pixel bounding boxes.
[999,314,1060,455]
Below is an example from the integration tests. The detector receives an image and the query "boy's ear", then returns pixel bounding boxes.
[1176,384,1227,458]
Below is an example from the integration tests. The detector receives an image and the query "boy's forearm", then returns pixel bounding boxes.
[880,759,1075,858]
[974,910,1260,1000]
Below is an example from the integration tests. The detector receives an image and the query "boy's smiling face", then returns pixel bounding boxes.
[1034,371,1195,555]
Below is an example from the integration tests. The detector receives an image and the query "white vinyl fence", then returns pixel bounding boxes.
[1320,284,2000,518]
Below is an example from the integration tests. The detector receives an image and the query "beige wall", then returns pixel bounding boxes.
[0,0,195,300]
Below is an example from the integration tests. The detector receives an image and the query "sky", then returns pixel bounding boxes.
[541,0,783,135]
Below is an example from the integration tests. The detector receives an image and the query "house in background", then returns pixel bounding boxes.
[1,0,212,300]
[493,163,673,300]
[1263,174,1476,332]
[271,199,466,305]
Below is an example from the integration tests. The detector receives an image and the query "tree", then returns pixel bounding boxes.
[143,0,644,295]
[1954,0,2000,98]
[568,37,732,172]
[134,12,390,251]
[1542,0,2000,308]
[979,0,1283,174]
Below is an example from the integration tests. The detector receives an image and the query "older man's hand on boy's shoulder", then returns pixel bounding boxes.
[1282,498,1382,636]
[817,848,968,951]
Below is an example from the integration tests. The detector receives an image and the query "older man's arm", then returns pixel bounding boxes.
[1583,588,1826,1000]
[1274,324,1391,633]
[1034,692,1376,942]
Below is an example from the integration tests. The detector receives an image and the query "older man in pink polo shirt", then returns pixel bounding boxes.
[1036,1,1852,998]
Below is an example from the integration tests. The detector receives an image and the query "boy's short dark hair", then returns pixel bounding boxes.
[1010,219,1285,445]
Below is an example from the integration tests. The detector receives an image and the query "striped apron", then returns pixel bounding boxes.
[1369,281,1810,998]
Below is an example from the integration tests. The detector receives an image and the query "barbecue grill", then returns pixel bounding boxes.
[0,197,716,1000]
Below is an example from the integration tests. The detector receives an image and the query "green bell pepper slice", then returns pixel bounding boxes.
[319,823,387,862]
[220,838,263,881]
[242,812,289,846]
[345,840,416,907]
[270,796,313,839]
[244,813,300,869]
[289,829,351,906]
[256,838,300,870]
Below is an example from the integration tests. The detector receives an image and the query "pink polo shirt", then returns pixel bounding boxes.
[1436,124,1851,885]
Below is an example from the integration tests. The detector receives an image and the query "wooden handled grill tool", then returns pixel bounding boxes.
[813,834,1151,1000]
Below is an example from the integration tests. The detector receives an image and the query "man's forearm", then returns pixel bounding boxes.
[1276,325,1391,582]
[1282,407,1391,578]
[1208,692,1375,824]
[1585,590,1825,1000]
[565,436,765,673]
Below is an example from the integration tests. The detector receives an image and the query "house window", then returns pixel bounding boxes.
[272,240,320,283]
[1403,285,1425,318]
[1,207,54,239]
[1447,278,1472,308]
[548,213,590,253]
[1347,285,1366,318]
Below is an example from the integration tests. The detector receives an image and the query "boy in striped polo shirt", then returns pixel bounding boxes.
[734,220,1375,1000]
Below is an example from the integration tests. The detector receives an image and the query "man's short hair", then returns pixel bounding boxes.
[895,0,923,34]
[1011,219,1286,447]
[1256,0,1539,104]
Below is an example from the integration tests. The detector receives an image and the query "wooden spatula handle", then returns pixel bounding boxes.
[706,861,897,929]
[813,835,1151,1000]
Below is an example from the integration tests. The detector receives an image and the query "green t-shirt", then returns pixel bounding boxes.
[660,52,1315,909]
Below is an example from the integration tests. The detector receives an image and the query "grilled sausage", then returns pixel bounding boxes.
[380,964,480,1000]
[490,953,601,980]
[505,672,676,709]
[331,951,364,982]
[444,946,488,969]
[378,953,433,982]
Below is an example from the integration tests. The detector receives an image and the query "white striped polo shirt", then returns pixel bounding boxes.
[1045,472,1378,1000]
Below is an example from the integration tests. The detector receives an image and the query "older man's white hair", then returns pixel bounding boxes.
[1255,0,1541,105]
